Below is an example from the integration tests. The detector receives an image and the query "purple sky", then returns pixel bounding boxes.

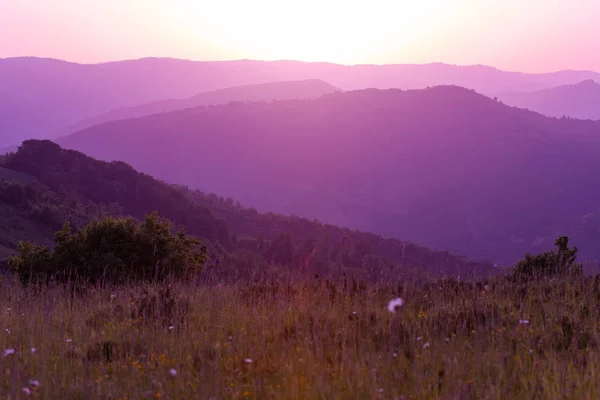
[1,0,599,73]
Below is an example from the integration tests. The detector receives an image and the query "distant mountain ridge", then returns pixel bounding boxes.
[56,85,600,264]
[2,56,600,147]
[56,79,341,136]
[496,80,600,120]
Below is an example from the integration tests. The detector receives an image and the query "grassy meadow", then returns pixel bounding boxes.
[1,274,600,399]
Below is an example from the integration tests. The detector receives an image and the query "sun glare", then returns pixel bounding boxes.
[165,0,453,64]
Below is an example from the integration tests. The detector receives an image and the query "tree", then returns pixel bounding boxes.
[9,212,207,285]
[510,236,583,282]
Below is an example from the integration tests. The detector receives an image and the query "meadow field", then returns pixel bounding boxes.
[1,274,599,399]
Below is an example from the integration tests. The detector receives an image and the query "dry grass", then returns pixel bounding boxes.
[1,275,600,399]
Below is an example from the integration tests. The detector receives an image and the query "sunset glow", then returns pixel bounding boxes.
[2,0,600,72]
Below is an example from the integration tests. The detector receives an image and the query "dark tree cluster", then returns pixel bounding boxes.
[1,140,495,283]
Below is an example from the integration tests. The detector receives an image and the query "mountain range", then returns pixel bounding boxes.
[56,79,341,137]
[496,79,600,120]
[54,85,600,265]
[3,56,600,147]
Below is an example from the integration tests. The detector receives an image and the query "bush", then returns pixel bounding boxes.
[510,236,583,282]
[9,212,207,285]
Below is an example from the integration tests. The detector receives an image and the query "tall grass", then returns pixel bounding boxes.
[1,274,600,399]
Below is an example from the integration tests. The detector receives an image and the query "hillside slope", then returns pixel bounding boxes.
[57,86,600,264]
[0,140,493,280]
[496,80,600,120]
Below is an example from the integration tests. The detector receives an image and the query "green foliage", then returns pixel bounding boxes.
[9,212,207,285]
[510,236,583,282]
[0,140,495,282]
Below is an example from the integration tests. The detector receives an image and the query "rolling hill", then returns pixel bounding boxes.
[0,140,493,279]
[56,79,341,136]
[56,86,600,264]
[2,56,600,147]
[496,80,600,120]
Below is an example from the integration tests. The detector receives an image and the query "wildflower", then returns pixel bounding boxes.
[5,328,10,334]
[519,319,530,325]
[416,336,422,341]
[392,353,398,358]
[66,339,72,343]
[3,348,15,357]
[445,337,450,343]
[169,369,177,377]
[28,379,40,387]
[387,298,404,313]
[110,294,117,300]
[31,348,36,353]
[423,342,430,349]
[22,388,31,396]
[245,358,253,364]
[168,326,175,331]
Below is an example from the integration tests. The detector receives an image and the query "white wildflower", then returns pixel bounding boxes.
[28,379,40,387]
[387,298,404,313]
[416,336,422,341]
[245,358,253,364]
[392,353,398,358]
[445,337,450,343]
[30,348,36,353]
[3,348,15,357]
[423,342,430,349]
[519,319,530,325]
[22,388,31,396]
[169,369,177,377]
[379,388,384,393]
[66,339,72,343]
[168,326,175,330]
[5,328,10,335]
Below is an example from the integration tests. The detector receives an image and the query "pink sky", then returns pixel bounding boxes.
[1,0,599,73]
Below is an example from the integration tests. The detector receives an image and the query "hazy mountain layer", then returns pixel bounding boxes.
[57,86,600,264]
[3,56,600,146]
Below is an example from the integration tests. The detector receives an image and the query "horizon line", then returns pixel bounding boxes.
[2,55,600,76]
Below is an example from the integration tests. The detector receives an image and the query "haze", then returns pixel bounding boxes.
[2,0,600,72]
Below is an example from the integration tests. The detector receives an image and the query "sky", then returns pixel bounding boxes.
[1,0,599,73]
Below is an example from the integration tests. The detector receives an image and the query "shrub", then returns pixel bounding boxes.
[510,236,583,282]
[9,212,207,285]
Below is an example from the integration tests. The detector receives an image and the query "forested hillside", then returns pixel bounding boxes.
[57,86,600,264]
[0,140,494,280]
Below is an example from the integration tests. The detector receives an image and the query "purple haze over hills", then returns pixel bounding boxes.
[496,80,600,120]
[57,86,600,265]
[57,79,341,137]
[3,57,600,147]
